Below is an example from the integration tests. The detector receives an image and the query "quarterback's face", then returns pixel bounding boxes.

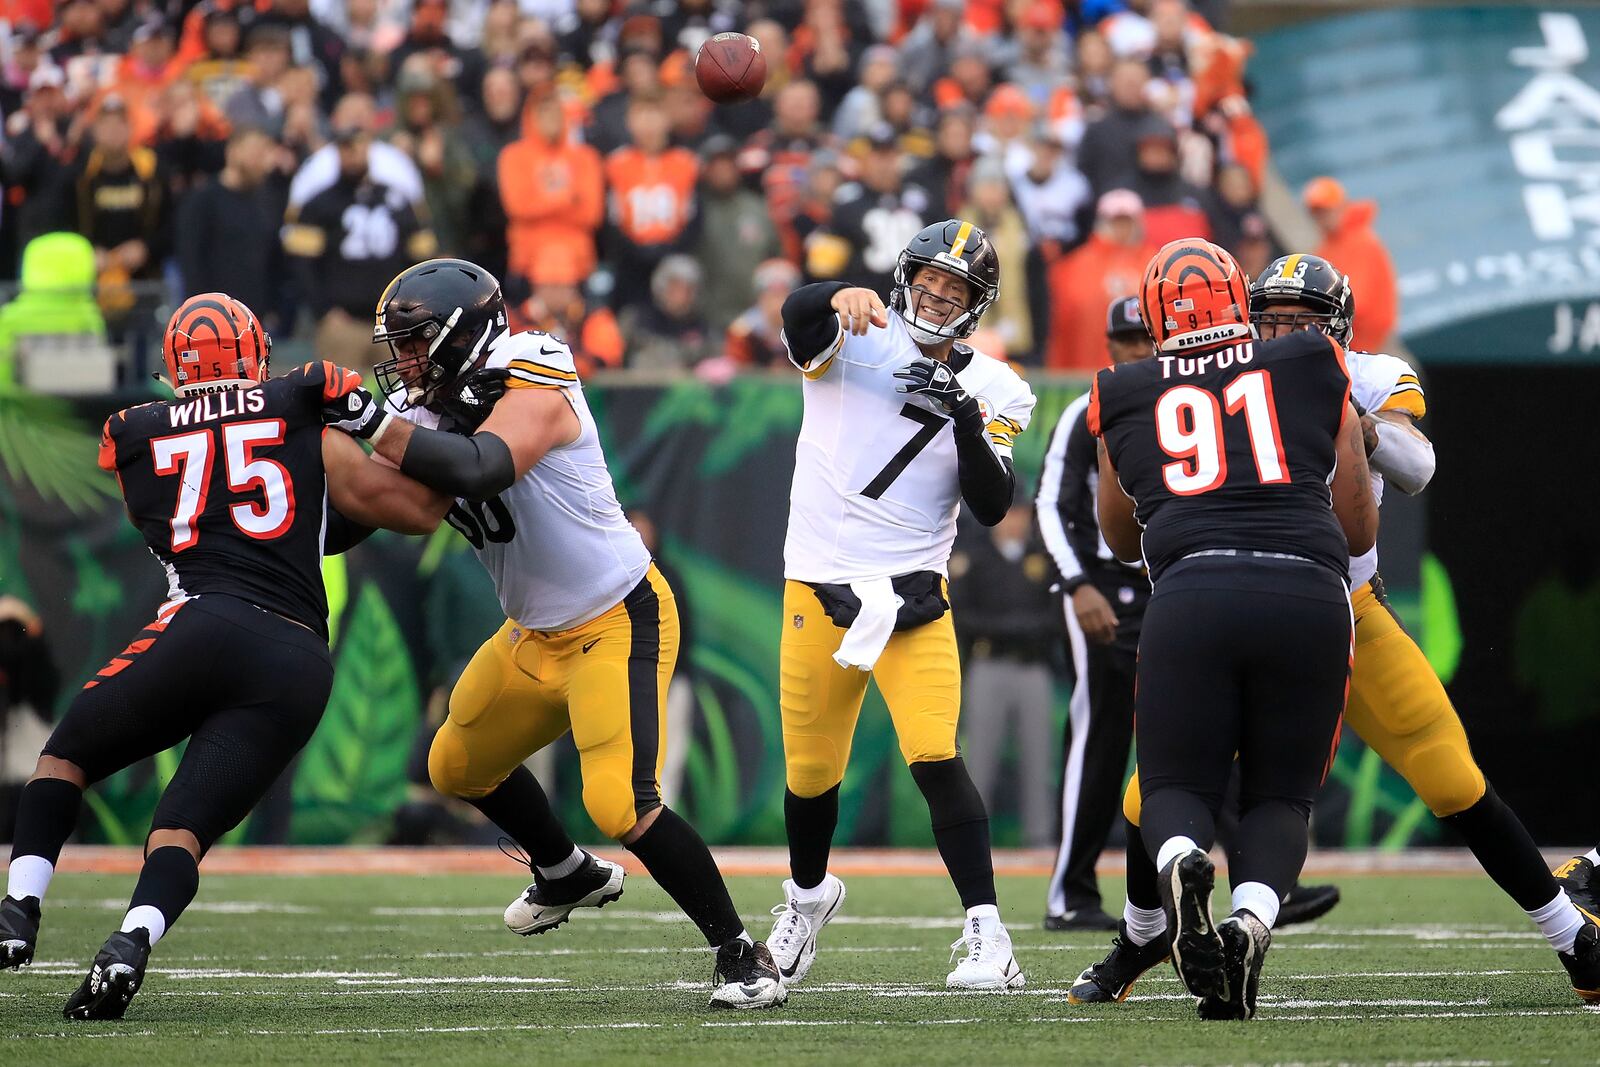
[909,265,972,326]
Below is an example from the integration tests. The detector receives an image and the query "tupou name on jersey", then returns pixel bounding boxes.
[1158,343,1253,379]
[168,388,267,427]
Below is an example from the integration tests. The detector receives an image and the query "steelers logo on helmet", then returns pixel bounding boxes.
[1249,253,1355,346]
[373,258,507,411]
[891,219,1000,346]
[1139,238,1252,353]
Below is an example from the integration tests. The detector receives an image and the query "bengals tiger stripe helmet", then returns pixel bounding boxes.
[162,293,272,396]
[1139,238,1253,353]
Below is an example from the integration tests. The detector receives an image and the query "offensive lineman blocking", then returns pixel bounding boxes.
[767,220,1036,990]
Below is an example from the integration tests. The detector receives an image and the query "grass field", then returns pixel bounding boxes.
[1,860,1590,1066]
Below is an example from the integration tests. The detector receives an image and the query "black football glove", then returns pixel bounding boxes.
[434,367,513,434]
[894,356,983,434]
[322,383,390,440]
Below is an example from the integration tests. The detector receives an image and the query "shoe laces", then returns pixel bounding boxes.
[769,900,813,955]
[497,837,534,873]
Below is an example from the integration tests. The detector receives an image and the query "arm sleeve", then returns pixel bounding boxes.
[780,281,849,372]
[399,427,516,502]
[955,420,1015,527]
[322,506,377,554]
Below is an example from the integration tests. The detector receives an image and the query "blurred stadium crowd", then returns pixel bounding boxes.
[0,0,1383,383]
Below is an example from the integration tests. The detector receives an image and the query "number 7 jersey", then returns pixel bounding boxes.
[97,361,359,639]
[784,312,1036,583]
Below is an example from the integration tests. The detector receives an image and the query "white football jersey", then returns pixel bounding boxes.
[1346,349,1427,590]
[784,313,1036,583]
[390,330,650,631]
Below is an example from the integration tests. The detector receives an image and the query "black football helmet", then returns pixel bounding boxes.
[1249,253,1355,346]
[890,219,1000,344]
[373,258,508,410]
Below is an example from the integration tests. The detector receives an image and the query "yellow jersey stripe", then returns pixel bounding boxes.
[1378,389,1426,418]
[950,220,974,258]
[1279,253,1304,279]
[802,352,837,381]
[505,379,564,391]
[508,358,578,381]
[991,415,1023,434]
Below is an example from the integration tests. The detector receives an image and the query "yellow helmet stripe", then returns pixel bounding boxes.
[1278,253,1304,280]
[949,221,974,259]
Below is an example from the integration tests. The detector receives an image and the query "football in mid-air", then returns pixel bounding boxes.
[695,32,767,103]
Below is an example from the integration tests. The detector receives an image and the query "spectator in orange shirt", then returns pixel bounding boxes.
[603,93,698,310]
[1046,188,1155,372]
[1305,176,1398,352]
[498,92,604,295]
[106,19,178,148]
[513,279,625,376]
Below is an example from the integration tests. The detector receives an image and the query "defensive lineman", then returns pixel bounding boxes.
[767,220,1035,990]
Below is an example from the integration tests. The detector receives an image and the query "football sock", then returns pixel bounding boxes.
[7,778,84,902]
[1155,835,1201,873]
[1586,848,1600,867]
[1528,891,1586,954]
[624,806,745,947]
[1123,901,1168,946]
[909,758,997,910]
[122,846,199,947]
[468,766,577,870]
[790,878,830,905]
[1442,784,1560,912]
[965,902,1000,927]
[1231,881,1282,930]
[1141,790,1215,873]
[785,786,839,890]
[7,857,53,903]
[1124,821,1162,910]
[536,847,586,881]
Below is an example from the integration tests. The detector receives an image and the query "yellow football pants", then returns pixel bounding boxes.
[1123,579,1486,825]
[780,579,961,798]
[428,566,679,840]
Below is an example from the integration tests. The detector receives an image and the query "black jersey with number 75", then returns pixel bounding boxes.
[1087,329,1353,583]
[97,361,360,639]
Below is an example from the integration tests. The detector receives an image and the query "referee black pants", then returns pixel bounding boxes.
[1046,595,1138,917]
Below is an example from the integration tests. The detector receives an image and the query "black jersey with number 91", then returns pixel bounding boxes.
[1087,329,1353,583]
[97,361,360,639]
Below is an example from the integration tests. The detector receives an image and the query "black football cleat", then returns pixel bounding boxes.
[503,852,625,936]
[1066,921,1171,1003]
[1554,856,1600,924]
[1198,910,1271,1021]
[709,939,787,1010]
[64,928,151,1021]
[1158,849,1227,1001]
[1560,922,1600,1004]
[1275,883,1341,928]
[1044,906,1119,932]
[0,895,41,970]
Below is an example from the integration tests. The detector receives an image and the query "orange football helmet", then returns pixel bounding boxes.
[1139,239,1252,353]
[162,293,272,396]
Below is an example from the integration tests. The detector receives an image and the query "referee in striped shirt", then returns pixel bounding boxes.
[1035,296,1152,930]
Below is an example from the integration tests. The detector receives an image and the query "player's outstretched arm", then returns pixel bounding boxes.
[1332,402,1379,556]
[322,429,450,535]
[1362,409,1434,495]
[1094,441,1143,564]
[780,281,855,369]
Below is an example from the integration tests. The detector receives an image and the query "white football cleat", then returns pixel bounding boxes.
[946,913,1025,991]
[504,853,625,935]
[767,875,847,984]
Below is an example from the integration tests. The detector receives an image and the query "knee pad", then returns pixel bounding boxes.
[582,778,641,840]
[1122,773,1143,827]
[1406,742,1487,817]
[784,742,845,799]
[908,757,987,829]
[427,724,493,800]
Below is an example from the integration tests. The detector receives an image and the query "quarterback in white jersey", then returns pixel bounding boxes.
[767,220,1035,993]
[331,259,788,1011]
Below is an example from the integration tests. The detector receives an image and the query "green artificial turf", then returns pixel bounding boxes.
[0,870,1585,1065]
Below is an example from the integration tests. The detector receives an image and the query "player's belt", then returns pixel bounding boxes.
[1181,549,1315,565]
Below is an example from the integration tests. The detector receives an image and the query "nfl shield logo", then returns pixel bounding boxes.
[792,614,804,629]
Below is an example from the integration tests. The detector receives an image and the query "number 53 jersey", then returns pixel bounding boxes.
[784,312,1036,584]
[389,331,651,632]
[1089,328,1353,583]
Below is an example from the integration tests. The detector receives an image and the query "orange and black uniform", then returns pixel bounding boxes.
[602,144,698,308]
[1089,329,1355,893]
[41,362,361,851]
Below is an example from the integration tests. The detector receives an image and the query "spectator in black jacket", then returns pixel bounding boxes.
[75,94,166,319]
[1,67,78,263]
[1076,58,1157,196]
[177,126,285,329]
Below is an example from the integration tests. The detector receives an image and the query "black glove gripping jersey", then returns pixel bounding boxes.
[97,361,360,639]
[1088,329,1353,583]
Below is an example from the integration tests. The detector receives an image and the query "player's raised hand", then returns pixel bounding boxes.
[831,287,888,335]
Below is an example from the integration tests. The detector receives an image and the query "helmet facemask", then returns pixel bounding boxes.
[1251,292,1352,346]
[373,305,496,411]
[891,254,996,345]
